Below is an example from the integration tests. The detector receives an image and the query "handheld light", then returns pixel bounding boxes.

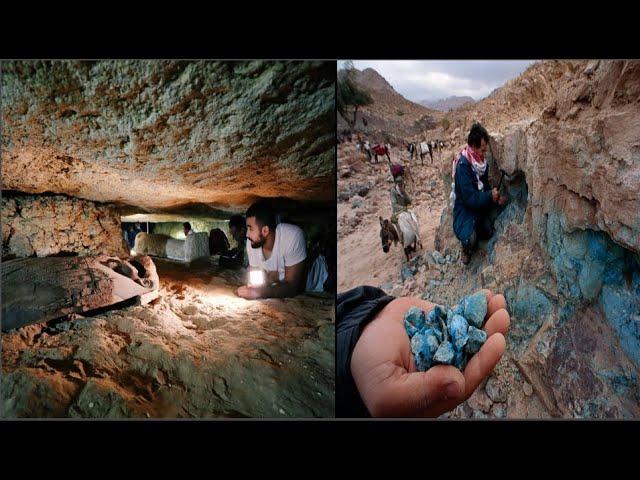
[249,269,265,287]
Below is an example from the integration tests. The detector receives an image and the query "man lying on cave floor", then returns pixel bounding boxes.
[236,201,307,300]
[452,123,507,265]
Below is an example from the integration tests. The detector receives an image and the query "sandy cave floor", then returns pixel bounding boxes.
[1,257,335,418]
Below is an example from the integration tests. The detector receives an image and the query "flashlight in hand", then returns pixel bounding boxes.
[248,268,265,287]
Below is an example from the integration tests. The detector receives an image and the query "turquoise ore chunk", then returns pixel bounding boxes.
[449,315,469,351]
[403,306,425,338]
[465,326,487,355]
[426,308,439,328]
[433,341,455,365]
[424,327,443,343]
[454,350,467,370]
[433,305,446,319]
[411,331,440,371]
[463,291,488,328]
[405,291,492,372]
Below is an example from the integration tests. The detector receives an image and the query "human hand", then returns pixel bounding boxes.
[350,290,510,417]
[492,188,499,203]
[236,285,261,299]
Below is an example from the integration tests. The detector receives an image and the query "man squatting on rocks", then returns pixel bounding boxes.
[452,123,507,265]
[236,201,307,300]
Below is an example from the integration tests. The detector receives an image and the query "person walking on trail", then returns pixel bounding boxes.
[407,142,416,161]
[451,123,507,265]
[390,176,420,250]
[391,175,412,221]
[363,140,372,162]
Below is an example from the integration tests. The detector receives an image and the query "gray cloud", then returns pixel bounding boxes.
[339,60,536,103]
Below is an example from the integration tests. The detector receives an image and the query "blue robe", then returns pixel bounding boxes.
[452,155,493,243]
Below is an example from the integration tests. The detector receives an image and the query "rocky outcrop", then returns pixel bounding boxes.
[429,60,640,418]
[2,194,128,258]
[2,60,335,214]
[420,96,475,112]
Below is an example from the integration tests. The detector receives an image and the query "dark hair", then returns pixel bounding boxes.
[183,222,191,230]
[228,215,246,231]
[467,122,490,148]
[246,201,277,231]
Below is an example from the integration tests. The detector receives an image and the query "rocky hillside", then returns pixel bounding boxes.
[432,60,640,418]
[337,67,441,144]
[420,96,475,112]
[338,60,640,418]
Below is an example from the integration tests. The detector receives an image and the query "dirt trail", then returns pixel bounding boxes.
[338,142,448,293]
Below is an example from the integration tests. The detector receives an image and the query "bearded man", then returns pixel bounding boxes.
[236,201,307,299]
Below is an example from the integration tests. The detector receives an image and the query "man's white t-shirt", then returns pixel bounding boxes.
[246,223,307,282]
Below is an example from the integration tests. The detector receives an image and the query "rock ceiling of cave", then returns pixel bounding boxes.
[1,60,336,215]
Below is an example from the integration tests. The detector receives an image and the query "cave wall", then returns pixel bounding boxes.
[2,194,128,258]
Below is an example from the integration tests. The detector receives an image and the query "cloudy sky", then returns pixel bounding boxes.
[338,60,536,103]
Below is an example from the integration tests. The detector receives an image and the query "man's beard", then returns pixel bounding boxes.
[250,235,265,249]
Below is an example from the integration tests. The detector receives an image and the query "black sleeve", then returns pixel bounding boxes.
[336,286,395,418]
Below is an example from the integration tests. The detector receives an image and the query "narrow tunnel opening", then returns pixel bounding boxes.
[118,202,337,294]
